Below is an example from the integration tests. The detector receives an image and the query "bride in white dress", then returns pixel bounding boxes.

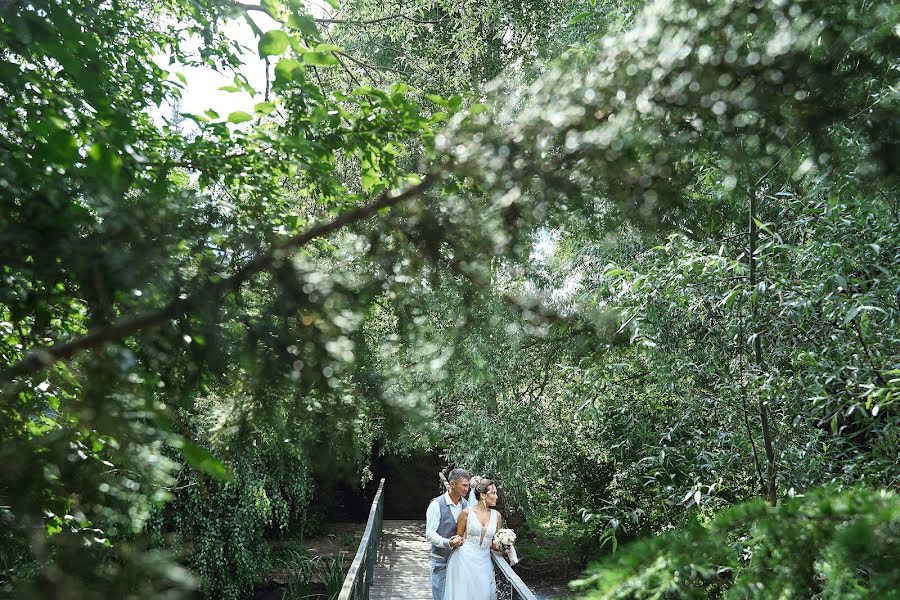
[443,478,502,600]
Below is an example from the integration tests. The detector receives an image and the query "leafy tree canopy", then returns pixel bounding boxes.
[0,0,897,597]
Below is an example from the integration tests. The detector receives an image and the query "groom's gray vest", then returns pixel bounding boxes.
[431,495,468,561]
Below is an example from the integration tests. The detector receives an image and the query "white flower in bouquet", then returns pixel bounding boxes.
[494,528,517,552]
[493,528,520,565]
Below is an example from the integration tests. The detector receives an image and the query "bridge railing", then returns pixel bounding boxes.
[492,552,539,600]
[337,478,386,600]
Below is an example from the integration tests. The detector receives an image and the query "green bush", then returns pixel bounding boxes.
[150,404,316,600]
[571,487,900,599]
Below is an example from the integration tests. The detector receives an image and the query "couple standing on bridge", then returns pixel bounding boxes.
[425,468,503,600]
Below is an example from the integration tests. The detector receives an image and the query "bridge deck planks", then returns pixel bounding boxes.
[369,519,432,600]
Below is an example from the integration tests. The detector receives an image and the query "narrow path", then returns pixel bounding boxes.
[370,519,431,599]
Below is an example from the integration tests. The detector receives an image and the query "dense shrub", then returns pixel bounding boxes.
[571,487,900,599]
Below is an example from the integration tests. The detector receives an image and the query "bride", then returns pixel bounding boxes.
[443,478,502,600]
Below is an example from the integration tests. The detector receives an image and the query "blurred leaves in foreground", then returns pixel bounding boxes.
[1,0,897,597]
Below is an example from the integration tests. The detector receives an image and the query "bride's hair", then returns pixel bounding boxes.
[473,478,495,500]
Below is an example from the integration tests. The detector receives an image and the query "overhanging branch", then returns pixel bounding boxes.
[0,180,431,385]
[234,3,442,26]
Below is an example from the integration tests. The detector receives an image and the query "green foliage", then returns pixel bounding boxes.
[275,549,345,600]
[160,459,301,599]
[1,0,897,597]
[375,0,898,595]
[0,527,39,590]
[143,388,321,600]
[1,0,439,594]
[320,0,572,96]
[571,487,900,599]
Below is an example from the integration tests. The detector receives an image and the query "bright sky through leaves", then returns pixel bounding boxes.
[152,1,329,125]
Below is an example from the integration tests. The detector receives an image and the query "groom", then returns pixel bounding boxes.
[425,468,471,600]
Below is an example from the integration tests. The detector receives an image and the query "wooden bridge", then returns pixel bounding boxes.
[338,479,538,600]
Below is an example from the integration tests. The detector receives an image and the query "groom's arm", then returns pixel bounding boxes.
[424,499,449,548]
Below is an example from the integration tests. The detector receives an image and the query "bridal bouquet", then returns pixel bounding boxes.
[493,528,519,565]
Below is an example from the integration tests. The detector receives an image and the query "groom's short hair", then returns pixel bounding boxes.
[448,468,471,482]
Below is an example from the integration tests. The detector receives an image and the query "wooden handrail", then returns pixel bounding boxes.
[337,478,386,600]
[492,552,539,600]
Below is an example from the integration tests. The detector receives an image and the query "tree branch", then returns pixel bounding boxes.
[737,299,766,496]
[233,3,442,25]
[316,13,443,25]
[851,318,888,386]
[332,50,362,88]
[336,51,406,76]
[0,180,431,385]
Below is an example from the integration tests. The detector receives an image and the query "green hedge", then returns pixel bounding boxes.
[571,487,900,599]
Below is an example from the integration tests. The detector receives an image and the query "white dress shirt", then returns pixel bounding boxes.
[425,492,465,548]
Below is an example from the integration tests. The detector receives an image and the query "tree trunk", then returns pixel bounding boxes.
[749,185,778,506]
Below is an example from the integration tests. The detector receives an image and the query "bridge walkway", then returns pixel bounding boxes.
[369,520,431,599]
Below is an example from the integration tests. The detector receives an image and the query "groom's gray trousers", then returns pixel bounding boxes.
[428,494,466,600]
[430,556,447,600]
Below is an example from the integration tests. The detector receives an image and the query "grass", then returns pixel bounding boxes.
[273,548,346,600]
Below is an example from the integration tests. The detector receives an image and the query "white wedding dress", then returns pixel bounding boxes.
[443,507,498,600]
